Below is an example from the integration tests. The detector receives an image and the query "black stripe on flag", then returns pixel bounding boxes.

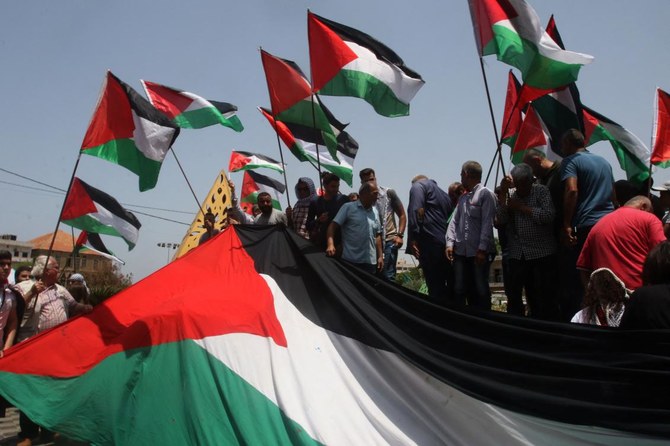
[246,170,286,194]
[209,100,238,115]
[234,151,282,165]
[78,179,142,230]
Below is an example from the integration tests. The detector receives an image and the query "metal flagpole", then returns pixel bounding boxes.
[478,57,507,187]
[169,147,205,215]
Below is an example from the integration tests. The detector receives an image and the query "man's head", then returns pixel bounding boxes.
[32,255,60,286]
[68,273,86,289]
[510,163,535,198]
[14,265,31,283]
[560,129,586,157]
[411,175,428,184]
[358,182,379,209]
[642,240,670,286]
[522,148,553,178]
[256,192,274,215]
[0,251,11,281]
[624,195,654,213]
[295,177,315,200]
[460,161,482,191]
[359,168,376,185]
[322,173,341,198]
[204,211,216,231]
[448,182,465,205]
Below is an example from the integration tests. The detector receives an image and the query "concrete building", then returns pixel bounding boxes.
[29,230,111,278]
[0,234,32,264]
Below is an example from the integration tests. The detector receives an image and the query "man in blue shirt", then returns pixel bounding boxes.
[326,182,383,275]
[560,129,616,320]
[407,175,453,303]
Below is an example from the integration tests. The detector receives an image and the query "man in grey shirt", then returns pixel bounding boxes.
[446,161,497,310]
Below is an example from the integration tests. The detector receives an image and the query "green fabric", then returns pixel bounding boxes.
[61,215,134,249]
[175,107,244,132]
[0,340,322,446]
[82,139,163,192]
[320,69,410,118]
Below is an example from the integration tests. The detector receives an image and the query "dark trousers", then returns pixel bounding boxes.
[19,410,52,440]
[453,254,493,310]
[418,241,449,304]
[507,255,560,320]
[382,240,399,282]
[559,225,593,321]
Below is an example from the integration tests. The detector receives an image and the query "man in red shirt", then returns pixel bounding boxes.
[577,196,666,290]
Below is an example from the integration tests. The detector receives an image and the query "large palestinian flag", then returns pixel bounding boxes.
[61,177,142,250]
[0,226,667,445]
[308,12,424,118]
[141,80,243,132]
[81,71,180,192]
[468,0,593,90]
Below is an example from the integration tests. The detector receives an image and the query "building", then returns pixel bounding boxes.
[29,230,111,278]
[0,234,32,264]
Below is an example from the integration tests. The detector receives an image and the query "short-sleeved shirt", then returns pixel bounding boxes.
[16,282,78,342]
[560,151,614,228]
[577,206,666,290]
[333,201,381,265]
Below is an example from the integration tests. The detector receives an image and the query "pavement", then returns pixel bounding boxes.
[0,408,86,446]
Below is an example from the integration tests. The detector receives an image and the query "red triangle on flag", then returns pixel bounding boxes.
[260,50,312,116]
[61,178,98,221]
[512,106,547,161]
[307,12,358,92]
[652,88,670,166]
[142,81,194,120]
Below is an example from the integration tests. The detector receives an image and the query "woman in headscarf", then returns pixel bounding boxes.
[571,268,629,327]
[287,177,316,239]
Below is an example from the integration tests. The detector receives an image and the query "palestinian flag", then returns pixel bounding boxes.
[501,70,523,148]
[228,151,284,173]
[240,170,285,211]
[259,105,359,185]
[511,104,551,164]
[583,105,651,184]
[81,71,180,192]
[260,50,339,158]
[468,0,593,90]
[61,177,142,250]
[308,12,425,118]
[75,231,125,265]
[141,80,243,132]
[652,87,670,168]
[0,226,668,445]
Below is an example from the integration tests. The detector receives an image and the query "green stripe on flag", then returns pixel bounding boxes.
[176,108,244,132]
[0,341,322,446]
[241,192,282,210]
[320,70,410,118]
[82,139,163,192]
[491,25,581,90]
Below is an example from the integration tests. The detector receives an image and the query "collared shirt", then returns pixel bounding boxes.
[407,179,452,245]
[496,183,557,260]
[16,281,78,342]
[446,183,497,256]
[333,201,381,265]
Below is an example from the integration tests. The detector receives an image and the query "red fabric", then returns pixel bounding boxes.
[501,71,522,141]
[577,207,667,289]
[512,106,546,156]
[143,81,193,119]
[652,88,670,165]
[260,50,311,115]
[259,107,296,149]
[468,0,518,55]
[307,12,358,92]
[0,228,287,377]
[60,178,98,220]
[81,71,134,150]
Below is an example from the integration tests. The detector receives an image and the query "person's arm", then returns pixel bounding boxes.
[326,222,339,256]
[445,215,457,262]
[63,288,92,316]
[3,305,17,352]
[375,233,384,272]
[407,183,425,241]
[477,189,497,254]
[563,177,578,246]
[388,189,407,248]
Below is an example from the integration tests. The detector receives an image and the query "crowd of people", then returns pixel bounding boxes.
[0,252,93,445]
[214,129,670,330]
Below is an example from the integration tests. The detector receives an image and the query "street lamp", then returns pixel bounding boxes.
[157,242,180,265]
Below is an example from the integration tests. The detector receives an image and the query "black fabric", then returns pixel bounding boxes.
[236,225,670,438]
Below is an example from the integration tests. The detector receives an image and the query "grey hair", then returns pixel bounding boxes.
[510,163,534,183]
[31,255,55,278]
[462,161,482,178]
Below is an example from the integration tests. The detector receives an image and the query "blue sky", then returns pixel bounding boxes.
[2,1,669,280]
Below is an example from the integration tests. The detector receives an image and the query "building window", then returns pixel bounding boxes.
[22,252,28,258]
[80,258,87,269]
[93,259,99,270]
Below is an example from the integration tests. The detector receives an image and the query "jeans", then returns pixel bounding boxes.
[453,254,493,310]
[382,240,399,282]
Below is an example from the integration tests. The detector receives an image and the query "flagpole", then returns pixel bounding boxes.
[309,95,323,191]
[648,88,658,197]
[478,57,507,187]
[270,115,292,208]
[169,148,205,215]
[71,226,78,274]
[44,152,84,273]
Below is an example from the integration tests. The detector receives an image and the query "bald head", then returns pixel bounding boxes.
[624,195,653,212]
